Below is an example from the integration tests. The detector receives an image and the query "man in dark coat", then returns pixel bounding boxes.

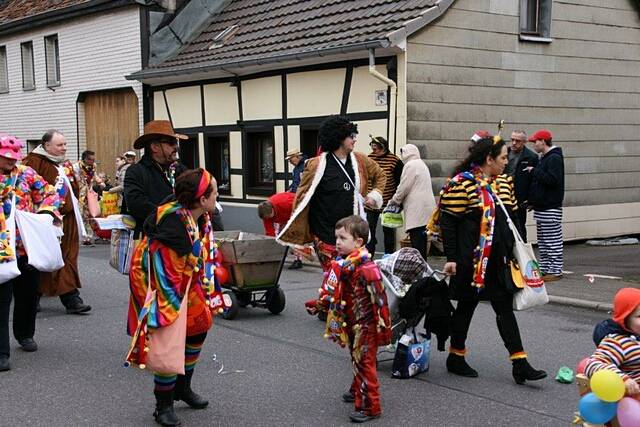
[123,120,187,237]
[505,130,538,241]
[525,129,565,282]
[285,149,308,194]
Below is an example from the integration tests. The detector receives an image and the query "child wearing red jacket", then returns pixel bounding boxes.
[324,215,391,423]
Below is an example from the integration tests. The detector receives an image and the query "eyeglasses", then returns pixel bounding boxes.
[349,133,357,139]
[510,138,525,142]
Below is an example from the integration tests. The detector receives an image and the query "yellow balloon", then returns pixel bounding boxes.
[590,370,625,402]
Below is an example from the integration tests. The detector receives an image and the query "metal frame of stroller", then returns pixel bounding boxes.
[374,248,447,360]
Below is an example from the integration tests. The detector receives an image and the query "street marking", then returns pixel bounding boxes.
[583,274,622,280]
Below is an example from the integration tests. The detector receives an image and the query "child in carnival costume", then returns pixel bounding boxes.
[586,288,640,397]
[0,135,62,372]
[126,169,227,427]
[323,215,391,423]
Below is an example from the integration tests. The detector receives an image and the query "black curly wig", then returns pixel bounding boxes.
[318,115,358,153]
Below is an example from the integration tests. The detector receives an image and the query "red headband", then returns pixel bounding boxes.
[196,170,212,199]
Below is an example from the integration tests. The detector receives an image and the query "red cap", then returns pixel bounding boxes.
[612,288,640,331]
[528,129,553,142]
[471,130,491,143]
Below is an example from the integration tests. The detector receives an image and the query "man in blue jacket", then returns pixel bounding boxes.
[525,129,565,282]
[286,149,308,193]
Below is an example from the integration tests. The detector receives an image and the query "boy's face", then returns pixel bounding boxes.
[626,305,640,335]
[335,227,364,256]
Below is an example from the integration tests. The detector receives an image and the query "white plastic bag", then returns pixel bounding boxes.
[0,195,21,283]
[15,210,64,272]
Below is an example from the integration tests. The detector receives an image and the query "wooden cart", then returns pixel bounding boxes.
[215,231,288,320]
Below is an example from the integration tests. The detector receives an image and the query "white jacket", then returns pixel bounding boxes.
[390,144,436,230]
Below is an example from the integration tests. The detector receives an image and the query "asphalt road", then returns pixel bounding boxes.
[1,245,604,426]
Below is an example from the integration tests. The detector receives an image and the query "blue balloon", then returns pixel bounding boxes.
[579,392,618,424]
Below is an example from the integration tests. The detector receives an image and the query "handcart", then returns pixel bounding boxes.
[215,231,288,320]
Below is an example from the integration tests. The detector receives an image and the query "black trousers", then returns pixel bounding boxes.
[517,207,528,243]
[407,226,428,261]
[365,210,396,255]
[450,297,524,356]
[0,259,40,357]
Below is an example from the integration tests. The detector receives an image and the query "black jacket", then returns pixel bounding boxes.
[528,147,565,210]
[509,146,538,205]
[123,154,186,235]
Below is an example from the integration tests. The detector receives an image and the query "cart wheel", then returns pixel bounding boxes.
[266,288,286,315]
[236,291,252,308]
[222,291,239,320]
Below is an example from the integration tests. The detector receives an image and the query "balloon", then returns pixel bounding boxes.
[578,392,618,424]
[591,370,626,402]
[576,357,589,375]
[214,266,230,285]
[617,397,640,427]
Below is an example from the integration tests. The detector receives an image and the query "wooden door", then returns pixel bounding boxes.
[84,88,139,182]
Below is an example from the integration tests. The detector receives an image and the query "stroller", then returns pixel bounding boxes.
[375,248,453,358]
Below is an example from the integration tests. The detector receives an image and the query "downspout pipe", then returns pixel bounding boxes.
[368,48,397,154]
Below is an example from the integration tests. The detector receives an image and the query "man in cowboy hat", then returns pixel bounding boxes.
[123,120,188,237]
[285,148,307,193]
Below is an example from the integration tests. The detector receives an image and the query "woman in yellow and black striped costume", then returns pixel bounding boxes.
[439,133,547,385]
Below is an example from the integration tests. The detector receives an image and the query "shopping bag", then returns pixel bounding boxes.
[381,212,404,228]
[87,189,101,218]
[145,283,189,375]
[110,229,135,274]
[391,328,430,379]
[15,210,64,272]
[493,196,548,311]
[0,195,20,284]
[100,193,120,216]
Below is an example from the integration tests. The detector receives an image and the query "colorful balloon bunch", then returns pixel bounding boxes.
[577,365,640,426]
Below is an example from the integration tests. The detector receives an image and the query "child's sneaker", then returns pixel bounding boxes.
[349,411,380,423]
[342,391,355,403]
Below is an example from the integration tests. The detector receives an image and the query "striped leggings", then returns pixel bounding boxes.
[154,332,207,392]
[534,208,563,275]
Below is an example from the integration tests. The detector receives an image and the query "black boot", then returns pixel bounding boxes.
[61,292,91,315]
[153,390,181,426]
[446,353,478,378]
[512,358,547,385]
[0,356,10,372]
[174,371,208,409]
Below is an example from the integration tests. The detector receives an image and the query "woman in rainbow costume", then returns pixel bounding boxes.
[126,169,226,427]
[439,132,547,384]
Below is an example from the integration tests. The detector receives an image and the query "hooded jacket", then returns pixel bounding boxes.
[528,146,564,210]
[390,144,436,230]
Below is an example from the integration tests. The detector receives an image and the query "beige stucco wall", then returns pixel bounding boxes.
[407,0,640,239]
[204,83,239,125]
[153,92,170,121]
[164,86,201,128]
[242,76,282,120]
[353,119,388,153]
[347,66,388,114]
[287,69,345,118]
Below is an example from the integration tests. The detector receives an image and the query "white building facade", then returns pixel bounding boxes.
[0,4,145,171]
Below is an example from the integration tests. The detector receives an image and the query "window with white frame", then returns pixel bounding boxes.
[520,0,553,40]
[21,41,35,90]
[0,46,8,93]
[45,34,60,87]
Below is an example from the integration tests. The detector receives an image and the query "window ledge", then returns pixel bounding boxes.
[0,90,8,94]
[22,86,35,91]
[47,83,61,89]
[519,34,553,43]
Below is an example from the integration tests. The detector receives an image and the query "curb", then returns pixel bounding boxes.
[547,295,613,312]
[297,261,614,313]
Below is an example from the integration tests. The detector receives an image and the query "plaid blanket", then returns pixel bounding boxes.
[376,248,432,295]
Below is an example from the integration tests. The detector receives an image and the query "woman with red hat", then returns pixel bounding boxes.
[0,135,62,372]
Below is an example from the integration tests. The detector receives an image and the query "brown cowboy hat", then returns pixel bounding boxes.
[133,120,188,149]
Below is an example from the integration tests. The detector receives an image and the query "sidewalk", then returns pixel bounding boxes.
[295,241,639,312]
